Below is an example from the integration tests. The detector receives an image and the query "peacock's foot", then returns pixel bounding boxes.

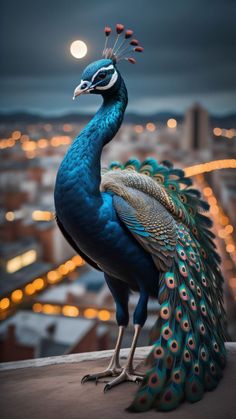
[81,367,122,384]
[103,368,144,392]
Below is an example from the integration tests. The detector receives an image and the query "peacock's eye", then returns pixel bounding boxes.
[97,72,107,79]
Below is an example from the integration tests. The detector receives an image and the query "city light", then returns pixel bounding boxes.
[184,159,236,177]
[24,283,36,296]
[167,118,177,129]
[6,249,36,273]
[11,289,23,303]
[33,277,45,290]
[98,310,111,321]
[47,270,62,284]
[5,211,15,222]
[213,127,236,139]
[32,210,54,221]
[146,122,156,132]
[84,308,98,319]
[62,305,79,317]
[0,298,10,310]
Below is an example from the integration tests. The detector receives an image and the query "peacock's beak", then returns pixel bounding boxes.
[73,81,93,100]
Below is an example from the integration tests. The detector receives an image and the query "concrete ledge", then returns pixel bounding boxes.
[0,342,235,371]
[1,343,236,419]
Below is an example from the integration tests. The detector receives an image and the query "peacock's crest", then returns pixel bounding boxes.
[102,24,144,64]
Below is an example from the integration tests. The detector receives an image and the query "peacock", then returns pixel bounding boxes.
[54,24,228,412]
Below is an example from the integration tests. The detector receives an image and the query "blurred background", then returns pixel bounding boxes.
[0,0,235,363]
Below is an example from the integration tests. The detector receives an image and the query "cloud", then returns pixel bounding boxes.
[0,0,235,113]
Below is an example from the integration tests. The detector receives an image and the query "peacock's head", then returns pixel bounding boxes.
[73,24,143,100]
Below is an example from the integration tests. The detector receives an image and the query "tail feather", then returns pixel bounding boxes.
[129,223,226,412]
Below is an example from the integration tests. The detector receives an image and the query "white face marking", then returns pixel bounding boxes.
[95,70,118,90]
[91,64,115,82]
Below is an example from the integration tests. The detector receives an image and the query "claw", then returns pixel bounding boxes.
[104,384,111,393]
[81,374,90,384]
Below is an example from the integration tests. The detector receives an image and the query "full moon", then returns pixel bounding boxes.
[70,40,87,59]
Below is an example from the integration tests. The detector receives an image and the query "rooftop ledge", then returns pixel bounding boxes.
[1,343,236,419]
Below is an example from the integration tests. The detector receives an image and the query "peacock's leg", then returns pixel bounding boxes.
[103,324,144,392]
[103,290,149,392]
[81,325,125,383]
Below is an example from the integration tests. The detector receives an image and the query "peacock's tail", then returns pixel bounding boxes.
[103,157,228,412]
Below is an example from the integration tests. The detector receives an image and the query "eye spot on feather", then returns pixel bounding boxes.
[197,286,202,297]
[201,349,207,360]
[179,264,188,277]
[179,194,187,203]
[154,174,164,183]
[181,319,190,332]
[213,343,219,352]
[201,276,208,286]
[148,372,160,388]
[179,287,188,301]
[194,365,199,374]
[168,184,176,192]
[210,364,216,374]
[191,299,197,310]
[175,309,182,321]
[192,226,198,237]
[184,350,191,362]
[172,371,181,383]
[188,207,194,215]
[142,170,150,176]
[200,248,207,259]
[160,306,170,320]
[162,326,172,340]
[165,273,176,289]
[189,278,195,289]
[169,339,179,353]
[154,346,164,359]
[188,337,195,350]
[200,324,206,334]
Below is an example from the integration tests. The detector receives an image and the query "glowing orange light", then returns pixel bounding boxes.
[203,187,212,197]
[25,283,35,295]
[167,118,177,129]
[0,298,10,310]
[42,304,61,315]
[47,270,61,284]
[12,130,21,140]
[146,122,156,132]
[33,303,42,313]
[62,305,79,317]
[208,196,217,206]
[5,211,15,221]
[33,277,45,290]
[72,255,85,267]
[213,127,222,136]
[58,264,69,276]
[11,289,23,303]
[84,308,98,318]
[64,260,75,271]
[98,310,111,321]
[226,244,235,254]
[225,225,234,235]
[38,139,49,149]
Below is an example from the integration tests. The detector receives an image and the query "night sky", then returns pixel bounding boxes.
[1,0,235,115]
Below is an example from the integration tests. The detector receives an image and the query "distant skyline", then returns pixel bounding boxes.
[1,0,236,115]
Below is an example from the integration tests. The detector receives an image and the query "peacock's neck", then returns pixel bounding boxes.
[55,78,128,217]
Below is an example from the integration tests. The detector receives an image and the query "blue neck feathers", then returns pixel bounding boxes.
[55,77,128,216]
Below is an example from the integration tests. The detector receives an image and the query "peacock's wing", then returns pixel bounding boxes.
[113,191,177,271]
[101,158,227,412]
[55,215,102,271]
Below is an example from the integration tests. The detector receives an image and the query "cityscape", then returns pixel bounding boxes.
[0,105,236,362]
